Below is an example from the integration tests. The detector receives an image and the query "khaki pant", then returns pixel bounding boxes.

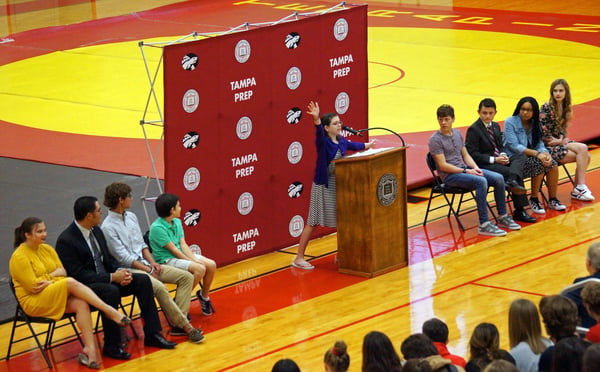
[130,265,193,328]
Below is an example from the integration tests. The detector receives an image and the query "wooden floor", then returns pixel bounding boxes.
[1,1,600,371]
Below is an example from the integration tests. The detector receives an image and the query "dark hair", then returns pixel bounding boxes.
[539,295,578,339]
[422,318,449,343]
[583,343,600,372]
[482,359,518,372]
[104,182,132,209]
[321,112,338,127]
[436,104,454,119]
[155,193,180,218]
[74,196,98,221]
[14,217,43,248]
[402,359,434,372]
[271,358,300,372]
[401,333,439,359]
[582,281,600,316]
[550,336,587,372]
[468,323,503,370]
[478,98,496,111]
[361,331,402,372]
[324,340,350,372]
[511,96,541,146]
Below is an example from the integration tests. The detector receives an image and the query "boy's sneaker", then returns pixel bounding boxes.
[188,328,205,344]
[497,215,521,230]
[571,185,595,201]
[478,221,507,237]
[529,197,545,214]
[548,198,567,211]
[169,327,187,336]
[197,290,215,316]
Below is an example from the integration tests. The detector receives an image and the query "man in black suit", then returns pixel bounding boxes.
[465,98,536,223]
[564,241,600,329]
[56,196,176,360]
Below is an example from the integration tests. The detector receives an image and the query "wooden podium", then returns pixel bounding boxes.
[334,147,408,277]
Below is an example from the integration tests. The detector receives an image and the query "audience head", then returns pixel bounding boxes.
[271,358,300,372]
[73,196,101,227]
[422,318,449,344]
[482,359,518,372]
[361,331,402,372]
[402,359,433,372]
[586,241,600,274]
[154,193,180,218]
[436,104,454,119]
[549,78,571,106]
[508,298,546,353]
[468,323,501,362]
[323,340,350,372]
[539,295,578,340]
[400,333,439,359]
[582,281,600,319]
[13,216,44,248]
[103,182,132,209]
[583,343,600,372]
[550,336,587,372]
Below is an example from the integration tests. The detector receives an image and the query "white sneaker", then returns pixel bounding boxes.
[548,198,567,211]
[529,198,545,214]
[571,185,595,201]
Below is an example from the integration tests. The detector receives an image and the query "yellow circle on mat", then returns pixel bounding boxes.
[1,29,599,139]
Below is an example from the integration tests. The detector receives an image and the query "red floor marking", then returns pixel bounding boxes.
[470,282,547,297]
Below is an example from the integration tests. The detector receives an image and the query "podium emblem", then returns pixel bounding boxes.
[377,173,398,206]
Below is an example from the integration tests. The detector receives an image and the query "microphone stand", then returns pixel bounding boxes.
[358,127,406,147]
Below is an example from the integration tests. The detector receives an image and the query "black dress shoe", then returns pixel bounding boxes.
[506,180,527,195]
[513,209,536,223]
[103,345,131,360]
[144,333,177,349]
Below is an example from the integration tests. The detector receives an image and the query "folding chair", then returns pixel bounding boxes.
[6,279,83,369]
[559,163,575,186]
[560,277,600,333]
[423,152,496,231]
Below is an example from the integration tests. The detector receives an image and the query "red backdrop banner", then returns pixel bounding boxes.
[163,5,368,265]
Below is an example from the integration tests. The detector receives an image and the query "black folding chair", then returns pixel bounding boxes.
[6,279,83,369]
[423,152,496,231]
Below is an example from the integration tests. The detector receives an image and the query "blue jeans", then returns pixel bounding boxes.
[444,169,506,225]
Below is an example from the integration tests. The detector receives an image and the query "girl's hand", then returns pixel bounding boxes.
[50,267,66,278]
[32,281,51,293]
[365,139,376,149]
[306,101,320,123]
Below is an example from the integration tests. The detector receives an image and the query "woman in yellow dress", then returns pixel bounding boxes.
[9,217,131,369]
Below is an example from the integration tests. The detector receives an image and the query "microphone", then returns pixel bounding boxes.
[342,125,362,136]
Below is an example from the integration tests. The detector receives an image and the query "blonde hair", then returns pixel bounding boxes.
[508,299,547,354]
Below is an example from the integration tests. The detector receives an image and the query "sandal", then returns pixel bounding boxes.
[78,353,101,369]
[292,260,315,270]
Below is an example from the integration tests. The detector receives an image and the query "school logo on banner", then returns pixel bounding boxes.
[285,32,301,49]
[184,209,201,226]
[237,192,254,215]
[183,167,201,191]
[286,107,302,124]
[335,92,350,114]
[288,181,303,198]
[287,141,303,164]
[288,215,304,238]
[286,67,302,90]
[182,131,200,149]
[235,39,251,63]
[182,89,200,113]
[236,116,253,140]
[181,53,199,71]
[333,18,349,41]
